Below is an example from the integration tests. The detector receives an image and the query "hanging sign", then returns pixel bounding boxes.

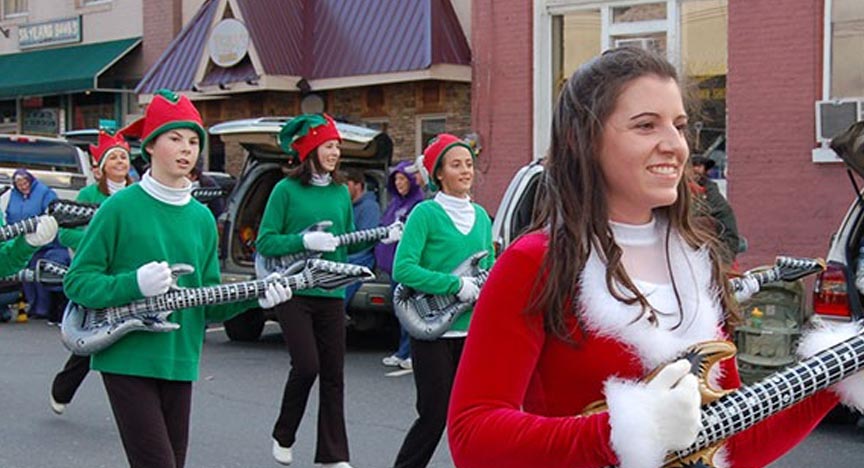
[208,18,249,68]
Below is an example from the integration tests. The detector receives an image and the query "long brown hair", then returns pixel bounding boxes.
[287,146,344,185]
[528,47,738,340]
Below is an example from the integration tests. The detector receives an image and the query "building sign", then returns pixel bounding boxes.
[208,18,250,68]
[22,108,59,135]
[19,17,82,49]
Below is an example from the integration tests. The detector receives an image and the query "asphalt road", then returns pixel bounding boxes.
[0,319,861,467]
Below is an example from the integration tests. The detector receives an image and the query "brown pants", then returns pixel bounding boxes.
[272,295,350,464]
[101,373,192,468]
[394,337,465,468]
[51,353,90,404]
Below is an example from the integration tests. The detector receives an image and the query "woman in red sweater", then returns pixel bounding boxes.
[447,47,864,468]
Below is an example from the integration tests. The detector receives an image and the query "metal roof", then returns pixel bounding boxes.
[137,0,471,94]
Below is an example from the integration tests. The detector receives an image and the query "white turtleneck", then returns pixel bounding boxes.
[311,172,332,187]
[139,171,192,206]
[609,216,672,286]
[434,191,475,235]
[106,178,128,195]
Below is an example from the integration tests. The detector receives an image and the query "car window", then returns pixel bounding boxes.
[0,138,81,173]
[509,171,542,241]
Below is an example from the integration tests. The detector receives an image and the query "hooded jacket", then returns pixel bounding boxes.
[374,160,425,275]
[5,168,57,224]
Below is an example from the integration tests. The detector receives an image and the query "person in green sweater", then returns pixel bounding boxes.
[62,90,291,468]
[50,129,134,416]
[258,113,398,468]
[0,213,57,276]
[390,133,495,468]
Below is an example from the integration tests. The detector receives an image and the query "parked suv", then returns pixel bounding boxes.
[210,117,396,341]
[812,121,864,323]
[0,134,94,212]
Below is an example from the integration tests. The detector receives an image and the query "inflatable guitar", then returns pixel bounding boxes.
[61,259,374,355]
[0,199,98,242]
[255,220,403,278]
[730,255,825,301]
[0,259,67,286]
[191,187,227,203]
[393,251,489,341]
[582,334,864,467]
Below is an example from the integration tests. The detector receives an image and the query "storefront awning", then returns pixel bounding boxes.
[0,37,141,99]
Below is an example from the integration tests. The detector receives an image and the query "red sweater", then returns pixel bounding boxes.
[447,232,838,468]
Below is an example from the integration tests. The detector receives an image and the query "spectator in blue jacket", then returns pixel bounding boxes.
[343,170,381,308]
[6,169,69,321]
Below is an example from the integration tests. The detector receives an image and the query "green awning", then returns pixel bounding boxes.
[0,37,141,99]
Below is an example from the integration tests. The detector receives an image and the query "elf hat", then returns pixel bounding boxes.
[418,133,475,191]
[89,130,131,169]
[278,113,341,162]
[120,89,206,162]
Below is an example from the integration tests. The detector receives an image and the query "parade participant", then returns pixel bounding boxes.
[6,169,68,320]
[51,130,134,415]
[258,113,398,468]
[63,89,291,468]
[0,214,57,277]
[390,134,494,468]
[376,160,425,370]
[446,47,864,468]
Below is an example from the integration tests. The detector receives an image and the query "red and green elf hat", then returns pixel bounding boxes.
[278,113,341,162]
[89,129,131,169]
[120,89,206,161]
[419,133,476,191]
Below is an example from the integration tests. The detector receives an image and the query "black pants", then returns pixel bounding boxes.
[51,353,90,404]
[394,337,465,468]
[272,296,349,463]
[102,373,192,468]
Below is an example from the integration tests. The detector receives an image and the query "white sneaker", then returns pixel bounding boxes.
[272,439,293,465]
[318,463,353,468]
[50,394,66,415]
[381,354,404,367]
[399,358,413,370]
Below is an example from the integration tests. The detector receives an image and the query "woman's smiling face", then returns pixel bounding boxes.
[598,74,689,224]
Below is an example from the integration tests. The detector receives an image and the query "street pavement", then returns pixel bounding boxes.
[0,319,861,467]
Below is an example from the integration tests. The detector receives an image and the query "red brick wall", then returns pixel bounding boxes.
[728,0,850,270]
[142,0,183,70]
[470,0,534,212]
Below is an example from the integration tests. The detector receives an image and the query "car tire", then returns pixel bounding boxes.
[223,308,265,342]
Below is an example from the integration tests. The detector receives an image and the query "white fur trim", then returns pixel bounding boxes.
[797,319,864,411]
[579,220,726,371]
[605,378,668,468]
[712,446,731,468]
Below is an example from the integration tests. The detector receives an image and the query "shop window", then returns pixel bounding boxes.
[416,116,446,155]
[0,100,16,133]
[72,92,116,130]
[3,0,27,18]
[829,0,864,98]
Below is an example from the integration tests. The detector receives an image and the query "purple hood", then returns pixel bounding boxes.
[375,161,425,274]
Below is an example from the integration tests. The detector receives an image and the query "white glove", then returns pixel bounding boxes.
[606,359,702,468]
[136,261,173,297]
[25,215,58,247]
[381,222,403,245]
[734,275,761,303]
[456,276,480,303]
[303,231,338,252]
[644,360,702,450]
[259,274,293,309]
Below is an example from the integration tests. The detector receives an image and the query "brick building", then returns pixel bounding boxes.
[137,0,472,175]
[471,0,864,269]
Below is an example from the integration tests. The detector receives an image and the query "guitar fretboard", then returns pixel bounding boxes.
[675,333,864,458]
[264,224,392,271]
[0,217,39,242]
[729,268,779,294]
[87,273,314,326]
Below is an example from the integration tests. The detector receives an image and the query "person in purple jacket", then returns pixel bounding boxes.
[375,160,425,370]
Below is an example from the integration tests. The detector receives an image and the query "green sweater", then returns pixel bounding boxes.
[0,217,38,277]
[392,200,495,332]
[63,184,256,381]
[256,176,360,299]
[58,184,110,251]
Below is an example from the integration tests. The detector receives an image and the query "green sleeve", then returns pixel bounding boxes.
[392,208,461,295]
[62,205,142,309]
[256,181,305,257]
[59,226,85,251]
[200,217,258,322]
[0,237,38,277]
